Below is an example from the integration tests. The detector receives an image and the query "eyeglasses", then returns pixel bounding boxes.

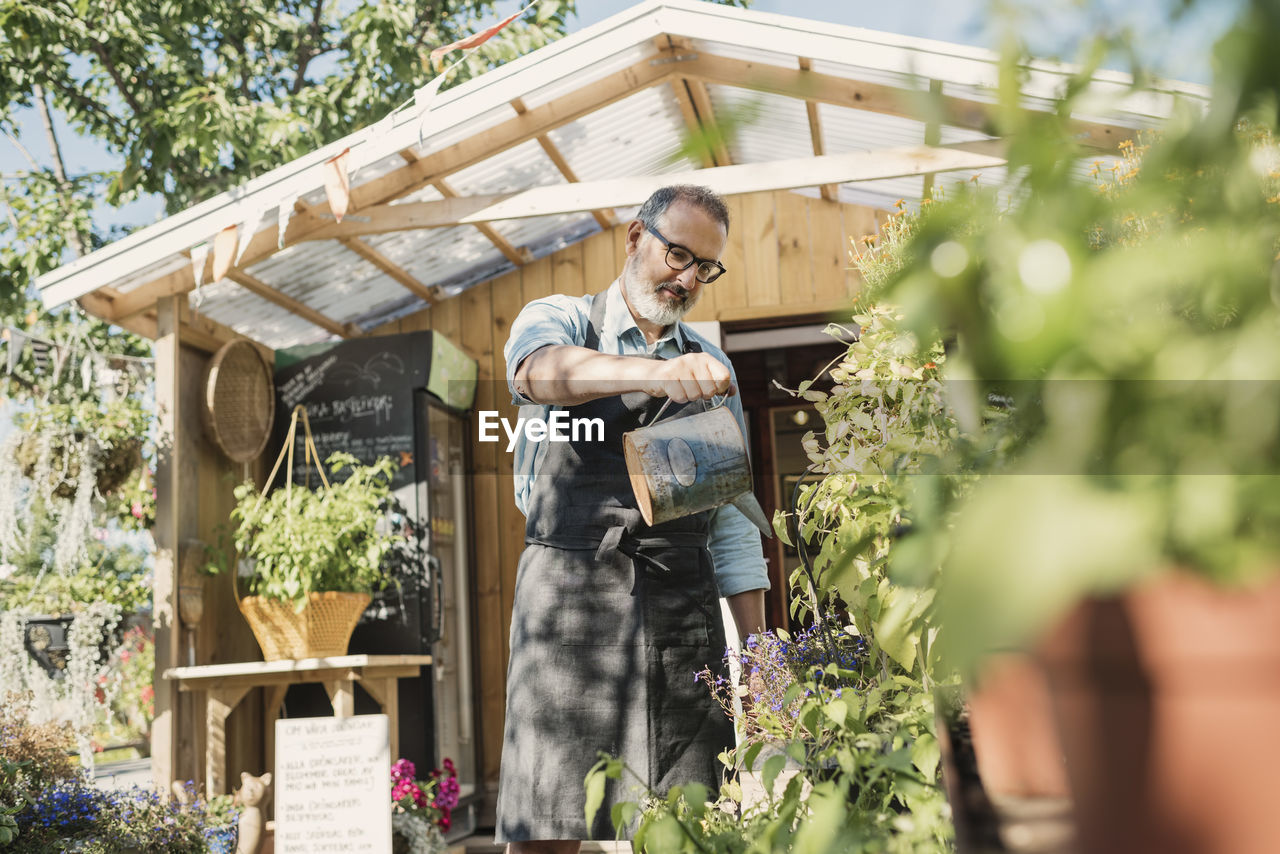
[645,224,727,284]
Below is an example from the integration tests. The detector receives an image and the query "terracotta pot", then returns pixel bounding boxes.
[1037,572,1280,854]
[967,652,1071,799]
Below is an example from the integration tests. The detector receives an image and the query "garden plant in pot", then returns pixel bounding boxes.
[211,405,398,661]
[872,14,1280,853]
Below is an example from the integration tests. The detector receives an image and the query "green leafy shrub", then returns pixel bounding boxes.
[210,452,398,608]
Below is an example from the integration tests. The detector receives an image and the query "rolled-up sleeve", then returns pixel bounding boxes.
[503,295,589,405]
[707,503,770,596]
[706,367,769,596]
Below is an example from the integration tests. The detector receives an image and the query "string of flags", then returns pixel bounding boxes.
[185,1,539,298]
[2,327,153,396]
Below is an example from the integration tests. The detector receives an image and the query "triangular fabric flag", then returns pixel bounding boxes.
[277,191,300,250]
[190,242,211,288]
[212,225,238,281]
[415,73,451,149]
[234,205,267,266]
[323,149,352,224]
[6,329,25,375]
[429,4,529,71]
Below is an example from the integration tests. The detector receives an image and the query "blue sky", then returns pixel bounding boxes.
[0,0,1238,237]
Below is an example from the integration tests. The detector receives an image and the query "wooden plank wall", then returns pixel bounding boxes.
[372,190,883,800]
[154,327,267,796]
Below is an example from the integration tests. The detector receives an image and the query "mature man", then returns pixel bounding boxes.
[495,185,770,853]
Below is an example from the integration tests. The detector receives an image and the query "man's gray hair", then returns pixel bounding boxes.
[635,184,730,234]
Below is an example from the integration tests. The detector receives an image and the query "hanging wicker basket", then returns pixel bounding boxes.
[15,433,143,500]
[202,339,274,463]
[238,591,371,661]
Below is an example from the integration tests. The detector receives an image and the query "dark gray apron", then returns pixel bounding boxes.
[495,288,735,843]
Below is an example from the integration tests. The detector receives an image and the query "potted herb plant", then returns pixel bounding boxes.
[211,446,398,661]
[875,19,1280,852]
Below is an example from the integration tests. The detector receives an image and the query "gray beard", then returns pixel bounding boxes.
[623,268,700,328]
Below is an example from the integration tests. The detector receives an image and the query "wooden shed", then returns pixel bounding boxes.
[36,0,1192,827]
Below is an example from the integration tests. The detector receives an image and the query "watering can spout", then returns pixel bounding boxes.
[732,493,774,539]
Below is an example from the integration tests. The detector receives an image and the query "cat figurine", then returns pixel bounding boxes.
[234,771,272,854]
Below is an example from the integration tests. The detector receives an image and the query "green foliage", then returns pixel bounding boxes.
[212,452,397,607]
[588,266,959,851]
[873,2,1280,673]
[1,523,152,616]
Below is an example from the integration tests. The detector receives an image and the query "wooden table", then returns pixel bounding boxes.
[164,654,433,795]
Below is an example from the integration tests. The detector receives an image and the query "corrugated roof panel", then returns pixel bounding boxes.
[364,224,508,287]
[838,176,925,210]
[517,41,654,111]
[488,212,600,263]
[187,279,332,350]
[243,240,408,327]
[446,139,564,196]
[546,85,699,181]
[708,86,813,165]
[391,184,447,206]
[818,103,928,153]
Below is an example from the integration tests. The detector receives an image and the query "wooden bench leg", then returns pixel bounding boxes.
[357,677,400,761]
[324,679,356,718]
[206,686,250,796]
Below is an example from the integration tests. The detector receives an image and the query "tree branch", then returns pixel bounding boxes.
[33,83,86,257]
[89,40,145,118]
[291,0,327,95]
[2,130,42,172]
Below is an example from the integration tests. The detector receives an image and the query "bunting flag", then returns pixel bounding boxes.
[429,3,531,71]
[212,225,239,281]
[277,191,300,250]
[234,205,267,266]
[5,329,25,375]
[416,72,451,148]
[190,242,211,288]
[323,148,352,223]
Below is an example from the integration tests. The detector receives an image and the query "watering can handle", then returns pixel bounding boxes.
[644,391,730,427]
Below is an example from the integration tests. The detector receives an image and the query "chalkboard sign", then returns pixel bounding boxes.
[272,331,472,490]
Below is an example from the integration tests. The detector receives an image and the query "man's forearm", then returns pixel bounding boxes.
[726,589,766,642]
[516,344,735,407]
[515,345,651,406]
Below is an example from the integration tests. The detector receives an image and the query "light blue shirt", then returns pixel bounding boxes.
[504,279,770,598]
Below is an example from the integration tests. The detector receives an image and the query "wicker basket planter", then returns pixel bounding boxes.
[238,592,371,661]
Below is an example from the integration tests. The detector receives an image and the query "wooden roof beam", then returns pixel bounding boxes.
[302,141,1008,241]
[431,177,531,267]
[77,54,682,316]
[921,79,945,203]
[338,237,442,304]
[798,58,838,202]
[683,78,732,167]
[509,97,616,230]
[223,268,358,338]
[677,53,1134,151]
[658,36,731,168]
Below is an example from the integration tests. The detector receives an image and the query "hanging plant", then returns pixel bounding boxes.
[0,601,124,772]
[0,338,153,575]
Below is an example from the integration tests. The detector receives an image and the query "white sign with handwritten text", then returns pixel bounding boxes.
[274,715,391,853]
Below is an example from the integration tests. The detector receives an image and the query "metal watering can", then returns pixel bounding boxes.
[622,396,773,538]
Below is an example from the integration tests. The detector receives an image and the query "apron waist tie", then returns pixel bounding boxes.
[526,526,718,626]
[526,526,709,589]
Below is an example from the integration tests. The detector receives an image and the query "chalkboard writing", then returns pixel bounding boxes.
[274,715,391,853]
[273,331,438,489]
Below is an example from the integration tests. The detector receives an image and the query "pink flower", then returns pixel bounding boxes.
[390,758,416,783]
[131,501,144,519]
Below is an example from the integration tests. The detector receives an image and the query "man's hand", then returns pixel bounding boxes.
[641,352,736,403]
